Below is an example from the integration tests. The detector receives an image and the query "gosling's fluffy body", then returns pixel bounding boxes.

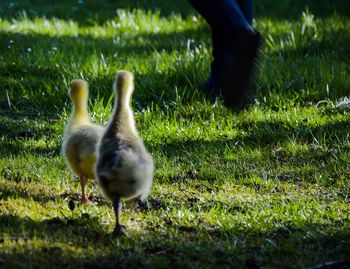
[97,139,153,201]
[62,79,104,203]
[63,125,102,179]
[96,71,153,233]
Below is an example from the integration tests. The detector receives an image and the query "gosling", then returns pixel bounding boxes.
[95,70,154,235]
[62,79,104,204]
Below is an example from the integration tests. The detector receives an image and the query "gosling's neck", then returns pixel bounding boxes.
[69,99,91,127]
[109,90,137,136]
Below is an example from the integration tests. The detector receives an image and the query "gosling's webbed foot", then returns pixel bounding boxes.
[81,196,91,204]
[112,224,127,236]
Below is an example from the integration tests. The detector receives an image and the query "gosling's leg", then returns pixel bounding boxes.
[113,197,126,235]
[80,175,90,204]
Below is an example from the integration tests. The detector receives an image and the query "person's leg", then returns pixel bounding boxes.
[188,0,224,98]
[188,0,251,30]
[187,0,218,26]
[237,0,253,25]
[223,29,263,109]
[188,0,263,109]
[189,0,252,98]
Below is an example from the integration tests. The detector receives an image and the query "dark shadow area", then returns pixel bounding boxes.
[79,223,350,269]
[0,213,349,268]
[0,0,348,26]
[255,0,350,19]
[0,142,60,157]
[0,213,108,245]
[0,112,62,156]
[256,24,350,101]
[0,0,195,24]
[0,177,110,206]
[0,27,210,57]
[264,27,350,64]
[0,182,59,204]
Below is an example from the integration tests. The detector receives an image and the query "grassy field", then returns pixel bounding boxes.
[0,0,350,268]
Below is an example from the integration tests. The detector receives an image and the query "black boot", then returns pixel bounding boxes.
[200,53,226,101]
[188,0,263,110]
[201,30,263,109]
[221,30,264,110]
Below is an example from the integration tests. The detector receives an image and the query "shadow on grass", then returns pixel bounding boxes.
[0,213,349,268]
[0,214,108,247]
[0,26,210,58]
[0,0,348,26]
[0,179,111,207]
[255,0,350,19]
[0,112,62,157]
[0,0,195,24]
[0,140,61,157]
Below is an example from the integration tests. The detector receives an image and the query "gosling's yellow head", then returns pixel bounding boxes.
[69,79,89,103]
[114,70,134,97]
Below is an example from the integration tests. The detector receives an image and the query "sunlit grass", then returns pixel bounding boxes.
[0,0,350,268]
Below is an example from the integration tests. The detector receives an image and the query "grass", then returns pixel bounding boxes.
[0,0,350,268]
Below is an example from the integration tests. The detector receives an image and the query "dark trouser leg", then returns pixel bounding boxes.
[189,0,252,57]
[188,0,263,109]
[188,0,251,31]
[237,0,253,25]
[188,0,252,60]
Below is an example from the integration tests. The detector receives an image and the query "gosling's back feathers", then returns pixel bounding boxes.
[62,79,104,179]
[96,71,153,201]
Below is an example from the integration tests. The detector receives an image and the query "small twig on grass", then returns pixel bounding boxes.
[5,89,12,111]
[315,100,329,107]
[302,260,350,269]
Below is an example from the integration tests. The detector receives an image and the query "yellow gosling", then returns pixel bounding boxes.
[62,79,104,204]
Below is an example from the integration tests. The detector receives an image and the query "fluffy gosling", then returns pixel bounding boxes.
[95,70,154,235]
[62,79,104,204]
